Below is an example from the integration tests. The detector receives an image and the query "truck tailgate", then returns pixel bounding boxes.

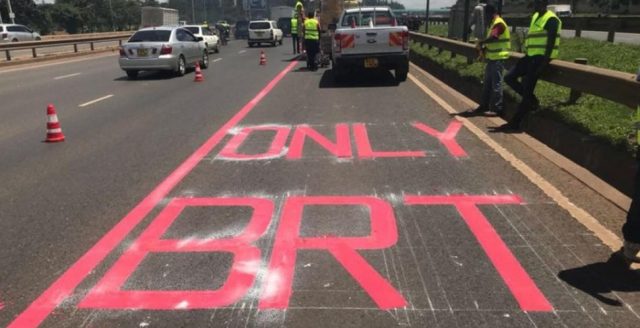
[337,26,407,56]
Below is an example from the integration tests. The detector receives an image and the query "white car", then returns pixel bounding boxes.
[183,25,220,53]
[1,24,41,42]
[248,20,283,47]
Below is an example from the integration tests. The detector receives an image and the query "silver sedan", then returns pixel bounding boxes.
[119,26,209,79]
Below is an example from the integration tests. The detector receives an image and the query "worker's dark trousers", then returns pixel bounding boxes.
[292,33,300,54]
[480,59,505,113]
[305,39,319,70]
[624,158,640,243]
[504,55,546,126]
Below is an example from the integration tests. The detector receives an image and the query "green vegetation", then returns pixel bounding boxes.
[410,35,638,152]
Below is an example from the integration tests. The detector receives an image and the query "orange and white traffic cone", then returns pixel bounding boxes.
[259,51,266,65]
[194,62,204,82]
[45,104,65,143]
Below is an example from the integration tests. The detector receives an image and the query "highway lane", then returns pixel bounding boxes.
[0,39,295,327]
[1,38,640,327]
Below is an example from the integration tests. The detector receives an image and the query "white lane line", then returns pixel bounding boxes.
[78,94,114,108]
[408,73,623,251]
[213,58,223,63]
[238,50,247,54]
[54,72,81,80]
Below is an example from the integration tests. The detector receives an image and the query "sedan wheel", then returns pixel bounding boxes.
[176,56,186,76]
[201,51,209,69]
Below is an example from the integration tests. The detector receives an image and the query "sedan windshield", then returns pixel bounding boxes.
[184,27,200,34]
[129,30,171,42]
[250,22,271,30]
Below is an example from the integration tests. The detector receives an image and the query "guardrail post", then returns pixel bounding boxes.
[90,42,94,51]
[32,48,37,58]
[568,58,588,104]
[5,50,11,61]
[73,44,78,53]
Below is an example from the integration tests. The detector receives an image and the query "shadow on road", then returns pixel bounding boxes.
[558,251,640,306]
[319,68,399,88]
[113,71,184,81]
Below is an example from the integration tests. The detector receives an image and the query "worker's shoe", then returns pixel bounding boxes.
[490,122,521,132]
[622,241,640,263]
[458,106,487,117]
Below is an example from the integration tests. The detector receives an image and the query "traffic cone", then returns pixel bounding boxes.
[45,104,65,143]
[259,51,266,65]
[194,62,204,82]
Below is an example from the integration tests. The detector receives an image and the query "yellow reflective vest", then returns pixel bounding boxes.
[484,16,510,61]
[291,17,298,34]
[525,10,561,58]
[304,18,319,40]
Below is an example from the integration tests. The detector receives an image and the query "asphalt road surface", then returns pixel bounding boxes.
[0,39,639,328]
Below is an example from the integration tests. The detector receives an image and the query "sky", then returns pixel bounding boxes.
[39,0,458,11]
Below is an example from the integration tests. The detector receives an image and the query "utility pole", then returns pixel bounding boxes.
[424,0,430,34]
[462,0,470,42]
[192,0,196,23]
[108,0,115,31]
[7,0,16,24]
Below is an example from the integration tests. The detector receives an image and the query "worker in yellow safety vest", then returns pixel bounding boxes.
[303,11,320,71]
[493,0,561,131]
[291,14,300,54]
[461,4,510,117]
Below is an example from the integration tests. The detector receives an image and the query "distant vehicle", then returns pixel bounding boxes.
[0,24,41,42]
[141,7,179,27]
[271,6,294,22]
[331,7,409,82]
[119,26,208,80]
[248,20,283,47]
[277,17,292,36]
[235,20,250,39]
[547,4,572,17]
[183,25,220,53]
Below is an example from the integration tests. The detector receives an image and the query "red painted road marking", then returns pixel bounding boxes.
[412,120,467,158]
[218,125,292,160]
[8,61,298,328]
[79,197,273,309]
[352,123,427,158]
[404,195,553,312]
[287,123,352,159]
[259,196,407,309]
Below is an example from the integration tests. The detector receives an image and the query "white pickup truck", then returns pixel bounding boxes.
[331,7,409,82]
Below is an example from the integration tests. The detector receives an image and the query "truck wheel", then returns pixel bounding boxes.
[395,67,408,82]
[126,70,138,80]
[333,63,346,82]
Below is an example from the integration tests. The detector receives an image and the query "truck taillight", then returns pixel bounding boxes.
[334,33,342,53]
[391,19,397,27]
[118,46,126,57]
[160,44,172,55]
[402,31,409,50]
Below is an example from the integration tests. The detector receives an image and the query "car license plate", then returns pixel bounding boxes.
[137,48,148,57]
[364,58,379,68]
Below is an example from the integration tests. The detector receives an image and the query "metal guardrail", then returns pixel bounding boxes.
[410,32,640,109]
[0,33,133,61]
[428,16,640,42]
